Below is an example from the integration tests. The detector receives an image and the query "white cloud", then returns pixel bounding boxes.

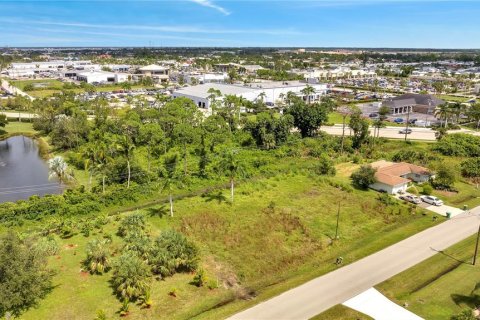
[189,0,231,15]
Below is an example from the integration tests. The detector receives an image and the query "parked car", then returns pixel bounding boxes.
[420,195,444,206]
[393,118,404,123]
[400,195,421,204]
[398,128,412,134]
[369,113,379,118]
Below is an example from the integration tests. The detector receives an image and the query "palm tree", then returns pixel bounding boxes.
[116,135,135,188]
[161,154,182,217]
[435,104,451,128]
[218,150,246,203]
[207,88,222,115]
[300,85,316,104]
[48,156,72,184]
[85,239,111,274]
[336,105,354,154]
[112,252,150,301]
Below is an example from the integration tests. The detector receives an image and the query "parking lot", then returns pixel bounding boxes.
[357,102,439,126]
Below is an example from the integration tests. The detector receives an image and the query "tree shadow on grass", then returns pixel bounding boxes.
[203,190,228,204]
[146,205,168,219]
[430,247,471,265]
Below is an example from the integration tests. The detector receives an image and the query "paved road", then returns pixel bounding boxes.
[321,125,480,141]
[228,208,480,320]
[1,79,34,100]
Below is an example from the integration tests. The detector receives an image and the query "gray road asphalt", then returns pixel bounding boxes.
[321,125,480,141]
[228,208,480,320]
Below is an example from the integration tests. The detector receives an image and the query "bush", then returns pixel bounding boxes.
[406,186,419,195]
[112,252,150,301]
[422,184,433,195]
[434,134,480,157]
[314,154,336,176]
[117,213,146,238]
[431,161,459,191]
[149,230,199,278]
[461,158,480,178]
[85,239,111,274]
[350,165,376,189]
[191,268,207,287]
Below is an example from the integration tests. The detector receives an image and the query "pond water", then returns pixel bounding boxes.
[0,135,62,203]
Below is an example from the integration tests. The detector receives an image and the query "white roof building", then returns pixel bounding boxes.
[77,71,129,84]
[173,81,328,113]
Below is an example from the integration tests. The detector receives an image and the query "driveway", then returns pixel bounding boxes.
[228,207,480,320]
[343,288,423,320]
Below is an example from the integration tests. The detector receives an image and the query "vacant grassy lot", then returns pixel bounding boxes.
[9,79,155,98]
[376,235,480,319]
[16,165,443,320]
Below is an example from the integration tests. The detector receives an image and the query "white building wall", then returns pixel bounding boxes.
[370,182,408,194]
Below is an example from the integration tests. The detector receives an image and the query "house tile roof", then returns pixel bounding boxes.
[370,160,431,187]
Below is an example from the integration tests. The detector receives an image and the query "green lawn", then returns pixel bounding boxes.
[437,94,471,103]
[3,121,37,134]
[310,305,372,320]
[17,165,444,320]
[376,235,480,319]
[10,79,64,90]
[432,181,480,209]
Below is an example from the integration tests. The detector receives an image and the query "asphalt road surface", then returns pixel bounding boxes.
[321,125,480,141]
[228,208,480,320]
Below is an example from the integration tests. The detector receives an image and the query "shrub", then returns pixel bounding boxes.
[149,230,199,278]
[422,184,433,195]
[350,165,376,189]
[112,252,150,301]
[85,239,111,274]
[33,235,60,256]
[434,134,480,157]
[461,158,480,178]
[406,186,419,195]
[314,154,336,176]
[431,161,459,190]
[191,268,207,287]
[117,213,146,238]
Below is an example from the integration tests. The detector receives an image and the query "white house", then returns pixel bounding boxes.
[369,160,434,194]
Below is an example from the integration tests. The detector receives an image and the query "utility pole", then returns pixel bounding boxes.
[404,105,411,142]
[473,224,480,266]
[335,201,341,240]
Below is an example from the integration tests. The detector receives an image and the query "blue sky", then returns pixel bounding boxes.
[0,0,479,48]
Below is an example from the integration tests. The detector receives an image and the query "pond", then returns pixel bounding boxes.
[0,135,62,203]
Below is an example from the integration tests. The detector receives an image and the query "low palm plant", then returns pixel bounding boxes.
[85,239,111,274]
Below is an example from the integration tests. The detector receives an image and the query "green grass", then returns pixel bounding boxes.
[10,79,64,90]
[432,181,480,209]
[437,94,471,103]
[310,305,372,320]
[376,235,480,319]
[16,165,444,320]
[3,121,37,134]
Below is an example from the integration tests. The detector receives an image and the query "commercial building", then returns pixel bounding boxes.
[77,71,129,84]
[172,81,328,112]
[136,64,170,83]
[383,93,444,115]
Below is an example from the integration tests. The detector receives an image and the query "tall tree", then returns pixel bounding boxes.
[161,154,182,217]
[218,150,246,203]
[349,111,370,149]
[0,232,52,318]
